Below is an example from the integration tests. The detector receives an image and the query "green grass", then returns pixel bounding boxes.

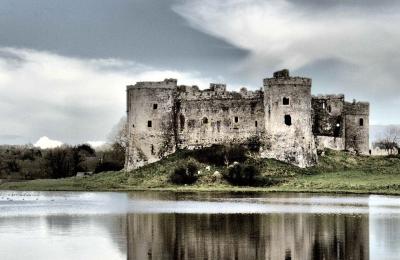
[1,149,400,195]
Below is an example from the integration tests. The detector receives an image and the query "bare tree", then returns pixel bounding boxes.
[108,116,128,149]
[376,126,400,155]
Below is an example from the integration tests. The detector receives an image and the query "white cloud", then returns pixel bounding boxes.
[0,47,212,144]
[173,0,400,124]
[34,136,63,149]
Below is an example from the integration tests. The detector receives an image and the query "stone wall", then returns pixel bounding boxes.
[176,85,264,149]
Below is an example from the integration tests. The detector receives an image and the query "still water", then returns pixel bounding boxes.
[0,191,400,260]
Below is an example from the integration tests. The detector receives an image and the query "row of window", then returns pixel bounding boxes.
[144,116,363,129]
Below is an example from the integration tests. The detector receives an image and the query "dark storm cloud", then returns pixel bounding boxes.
[0,0,247,77]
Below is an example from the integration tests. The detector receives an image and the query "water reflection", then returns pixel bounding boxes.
[126,213,368,260]
[0,191,400,260]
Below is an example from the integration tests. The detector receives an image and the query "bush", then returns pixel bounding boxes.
[189,144,247,166]
[223,163,263,186]
[170,160,199,185]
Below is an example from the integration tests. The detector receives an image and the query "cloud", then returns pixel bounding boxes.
[34,136,63,149]
[173,0,400,124]
[0,47,212,144]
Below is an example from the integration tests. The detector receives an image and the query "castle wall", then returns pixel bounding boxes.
[176,85,264,149]
[262,71,318,167]
[344,101,370,155]
[125,70,370,170]
[125,79,177,171]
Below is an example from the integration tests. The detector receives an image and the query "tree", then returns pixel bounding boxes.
[108,116,128,151]
[376,126,400,155]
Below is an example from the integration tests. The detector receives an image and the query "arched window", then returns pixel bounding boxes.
[202,117,208,124]
[284,115,292,126]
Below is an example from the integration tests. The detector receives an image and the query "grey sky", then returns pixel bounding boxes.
[0,0,399,145]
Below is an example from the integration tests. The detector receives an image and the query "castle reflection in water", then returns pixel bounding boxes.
[125,213,369,260]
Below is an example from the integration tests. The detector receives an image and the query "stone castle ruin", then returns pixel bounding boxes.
[125,69,369,170]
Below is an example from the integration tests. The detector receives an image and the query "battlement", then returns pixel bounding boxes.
[312,94,345,100]
[344,101,369,115]
[264,70,311,86]
[177,83,262,101]
[127,78,177,90]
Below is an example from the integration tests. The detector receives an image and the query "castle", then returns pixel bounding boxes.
[125,69,369,170]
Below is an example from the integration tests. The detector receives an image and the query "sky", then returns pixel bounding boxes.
[0,0,399,145]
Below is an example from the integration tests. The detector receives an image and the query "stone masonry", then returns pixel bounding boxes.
[125,69,369,170]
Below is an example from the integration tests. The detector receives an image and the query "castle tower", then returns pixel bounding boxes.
[262,69,317,168]
[125,79,177,171]
[344,101,370,155]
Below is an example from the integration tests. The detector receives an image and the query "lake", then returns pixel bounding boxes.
[0,191,400,260]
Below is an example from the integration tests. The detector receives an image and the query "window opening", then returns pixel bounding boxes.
[283,97,290,105]
[284,115,292,126]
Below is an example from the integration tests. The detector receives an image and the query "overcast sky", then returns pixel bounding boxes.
[0,0,399,145]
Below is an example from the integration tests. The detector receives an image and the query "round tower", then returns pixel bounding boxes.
[262,69,317,168]
[125,79,177,171]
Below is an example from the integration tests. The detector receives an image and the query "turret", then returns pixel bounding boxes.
[262,69,317,167]
[344,101,369,155]
[125,79,177,170]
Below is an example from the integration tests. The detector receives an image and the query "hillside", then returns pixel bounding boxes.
[1,148,400,195]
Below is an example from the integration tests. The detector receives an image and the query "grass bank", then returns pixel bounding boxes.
[1,149,400,195]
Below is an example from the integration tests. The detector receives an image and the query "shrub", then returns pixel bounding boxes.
[170,160,199,185]
[223,163,262,186]
[190,144,247,166]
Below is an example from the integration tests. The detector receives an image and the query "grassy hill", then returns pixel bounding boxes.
[1,148,400,194]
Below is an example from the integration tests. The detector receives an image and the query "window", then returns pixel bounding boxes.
[180,114,185,131]
[284,115,292,126]
[283,97,290,105]
[234,116,239,123]
[322,102,326,109]
[334,118,341,137]
[217,121,221,133]
[153,104,158,109]
[147,120,152,127]
[328,105,332,113]
[255,121,258,127]
[359,118,364,126]
[151,145,155,155]
[202,117,208,124]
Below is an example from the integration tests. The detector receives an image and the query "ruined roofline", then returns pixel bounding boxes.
[263,77,312,86]
[344,100,370,106]
[127,78,177,90]
[177,83,263,100]
[312,94,345,100]
[344,100,369,115]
